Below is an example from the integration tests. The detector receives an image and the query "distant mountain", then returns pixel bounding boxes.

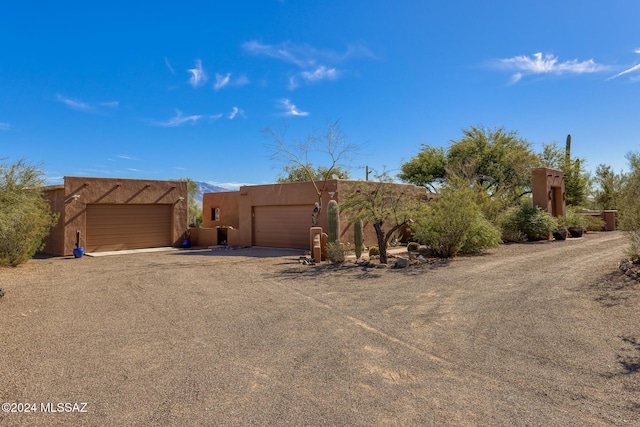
[195,181,227,205]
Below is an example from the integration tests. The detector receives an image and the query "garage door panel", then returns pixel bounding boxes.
[253,205,313,249]
[86,204,172,252]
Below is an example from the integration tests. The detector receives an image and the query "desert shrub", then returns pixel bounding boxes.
[499,202,558,242]
[460,214,502,254]
[412,182,501,258]
[368,246,380,256]
[326,241,345,263]
[0,159,58,267]
[406,242,420,251]
[619,153,640,259]
[582,215,605,232]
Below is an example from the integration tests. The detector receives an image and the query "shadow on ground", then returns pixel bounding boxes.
[171,246,307,259]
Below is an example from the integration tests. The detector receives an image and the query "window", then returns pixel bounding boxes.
[211,207,220,221]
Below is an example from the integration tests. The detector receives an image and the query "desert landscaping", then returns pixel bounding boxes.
[0,230,638,426]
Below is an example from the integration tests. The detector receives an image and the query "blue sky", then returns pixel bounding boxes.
[1,1,639,189]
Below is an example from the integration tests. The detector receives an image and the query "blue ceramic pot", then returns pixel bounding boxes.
[73,247,85,258]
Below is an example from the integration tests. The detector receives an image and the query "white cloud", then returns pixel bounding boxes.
[277,99,309,117]
[607,49,640,81]
[494,52,609,83]
[188,59,208,88]
[126,168,142,172]
[214,73,231,91]
[57,94,119,112]
[228,107,245,120]
[57,94,93,111]
[164,57,176,74]
[243,40,372,89]
[290,65,340,89]
[0,122,9,131]
[115,154,138,160]
[154,109,203,127]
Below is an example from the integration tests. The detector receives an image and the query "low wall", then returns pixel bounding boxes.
[190,228,218,247]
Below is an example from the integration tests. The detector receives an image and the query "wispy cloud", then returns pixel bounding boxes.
[607,48,640,81]
[228,106,245,120]
[57,94,93,111]
[114,154,138,160]
[0,122,9,131]
[243,40,373,89]
[493,52,609,83]
[214,73,231,91]
[152,109,224,127]
[188,59,208,88]
[164,57,176,74]
[154,109,203,127]
[57,94,120,112]
[289,65,340,89]
[277,99,309,117]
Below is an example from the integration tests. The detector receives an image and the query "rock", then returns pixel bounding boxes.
[376,263,389,269]
[417,255,428,264]
[0,288,4,298]
[394,257,410,268]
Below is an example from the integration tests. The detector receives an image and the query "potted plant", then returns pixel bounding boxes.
[552,216,568,241]
[564,208,586,238]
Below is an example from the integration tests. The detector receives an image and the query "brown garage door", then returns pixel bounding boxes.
[86,204,172,252]
[253,205,314,249]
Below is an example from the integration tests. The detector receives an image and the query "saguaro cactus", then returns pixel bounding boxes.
[565,134,572,169]
[354,219,363,260]
[327,200,340,243]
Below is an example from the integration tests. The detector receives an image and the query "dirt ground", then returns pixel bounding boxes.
[0,231,638,426]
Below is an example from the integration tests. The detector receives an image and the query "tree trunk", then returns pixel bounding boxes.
[373,221,387,264]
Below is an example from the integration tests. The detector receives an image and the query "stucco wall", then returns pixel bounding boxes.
[202,191,241,229]
[532,168,566,217]
[44,177,188,256]
[41,187,65,255]
[202,180,427,250]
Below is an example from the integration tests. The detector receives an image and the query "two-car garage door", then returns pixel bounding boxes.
[86,204,172,252]
[253,205,313,249]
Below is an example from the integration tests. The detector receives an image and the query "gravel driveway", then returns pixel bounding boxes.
[0,231,638,426]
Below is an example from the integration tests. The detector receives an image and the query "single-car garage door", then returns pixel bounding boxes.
[253,205,313,249]
[86,204,172,252]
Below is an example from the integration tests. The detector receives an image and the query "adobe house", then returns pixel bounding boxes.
[199,180,429,249]
[42,177,188,256]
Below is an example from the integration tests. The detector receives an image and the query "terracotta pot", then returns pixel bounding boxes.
[568,226,584,238]
[553,228,568,241]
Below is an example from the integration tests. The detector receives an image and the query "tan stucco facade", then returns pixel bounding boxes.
[532,168,566,217]
[202,180,427,249]
[43,177,188,256]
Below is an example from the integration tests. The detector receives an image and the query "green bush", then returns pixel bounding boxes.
[406,242,420,251]
[412,182,501,258]
[0,159,58,267]
[368,246,380,256]
[499,202,558,242]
